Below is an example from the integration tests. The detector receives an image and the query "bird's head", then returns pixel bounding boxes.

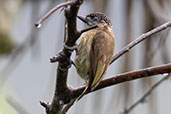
[77,12,112,27]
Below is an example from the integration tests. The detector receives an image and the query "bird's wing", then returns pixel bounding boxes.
[77,31,114,101]
[88,31,114,91]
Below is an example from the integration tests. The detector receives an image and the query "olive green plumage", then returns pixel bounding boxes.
[75,12,115,100]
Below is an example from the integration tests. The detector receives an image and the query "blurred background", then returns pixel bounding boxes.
[0,0,171,114]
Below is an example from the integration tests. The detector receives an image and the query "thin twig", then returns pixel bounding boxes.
[110,21,171,64]
[123,74,171,114]
[35,0,77,27]
[61,99,76,114]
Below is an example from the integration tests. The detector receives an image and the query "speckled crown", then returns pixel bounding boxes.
[86,12,112,26]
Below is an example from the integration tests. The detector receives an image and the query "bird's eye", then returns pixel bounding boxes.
[93,16,99,21]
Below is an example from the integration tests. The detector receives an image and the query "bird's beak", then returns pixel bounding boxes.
[77,15,95,26]
[77,15,88,24]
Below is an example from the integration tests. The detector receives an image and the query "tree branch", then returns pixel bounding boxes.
[123,74,171,114]
[61,99,76,114]
[72,63,171,99]
[36,0,171,113]
[110,21,171,64]
[38,0,84,114]
[35,0,77,27]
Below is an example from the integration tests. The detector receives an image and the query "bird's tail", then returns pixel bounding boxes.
[77,86,89,101]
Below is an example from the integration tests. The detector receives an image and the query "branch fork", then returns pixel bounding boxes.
[35,0,171,113]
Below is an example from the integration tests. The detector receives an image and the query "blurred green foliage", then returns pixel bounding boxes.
[0,33,15,55]
[0,91,17,114]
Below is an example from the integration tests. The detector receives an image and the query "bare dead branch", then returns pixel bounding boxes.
[40,101,51,114]
[35,0,77,27]
[61,99,76,114]
[110,21,171,64]
[72,63,171,99]
[40,0,84,114]
[36,0,171,113]
[123,74,171,114]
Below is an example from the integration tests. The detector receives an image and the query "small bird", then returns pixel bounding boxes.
[75,12,115,100]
